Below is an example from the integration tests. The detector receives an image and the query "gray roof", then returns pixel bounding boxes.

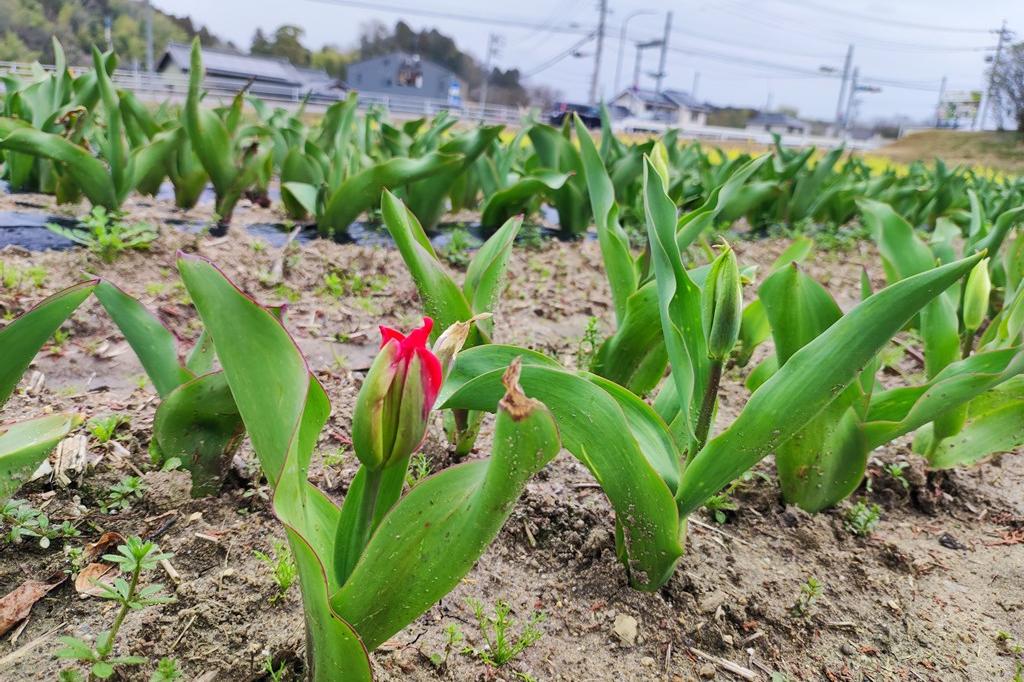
[748,112,808,128]
[159,42,331,87]
[614,87,709,112]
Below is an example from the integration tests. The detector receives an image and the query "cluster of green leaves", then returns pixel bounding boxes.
[47,208,157,263]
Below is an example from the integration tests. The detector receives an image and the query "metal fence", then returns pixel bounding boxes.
[0,59,883,148]
[0,60,528,124]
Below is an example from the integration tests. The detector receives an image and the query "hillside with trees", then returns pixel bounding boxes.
[0,0,227,66]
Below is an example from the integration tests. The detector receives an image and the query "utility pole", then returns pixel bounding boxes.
[655,11,672,93]
[589,0,607,105]
[935,75,947,127]
[979,20,1008,130]
[692,71,700,98]
[614,10,657,96]
[834,44,854,133]
[145,0,155,73]
[480,33,501,118]
[843,67,859,133]
[104,15,113,51]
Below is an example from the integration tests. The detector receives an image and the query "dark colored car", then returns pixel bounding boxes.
[546,102,601,128]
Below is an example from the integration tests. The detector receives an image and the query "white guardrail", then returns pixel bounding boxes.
[615,116,883,151]
[0,60,880,149]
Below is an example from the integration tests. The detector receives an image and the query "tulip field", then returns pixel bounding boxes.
[0,38,1023,681]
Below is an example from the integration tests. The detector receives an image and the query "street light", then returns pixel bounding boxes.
[613,10,659,96]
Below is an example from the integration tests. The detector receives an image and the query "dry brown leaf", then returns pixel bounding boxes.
[82,531,125,564]
[0,579,63,636]
[74,562,118,598]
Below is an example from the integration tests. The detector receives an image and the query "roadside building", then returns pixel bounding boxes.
[609,87,709,127]
[346,52,465,103]
[745,111,809,135]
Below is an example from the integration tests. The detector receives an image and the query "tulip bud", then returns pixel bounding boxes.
[702,246,742,361]
[649,142,671,190]
[962,258,991,333]
[352,317,442,470]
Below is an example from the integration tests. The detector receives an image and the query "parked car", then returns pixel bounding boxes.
[546,102,600,128]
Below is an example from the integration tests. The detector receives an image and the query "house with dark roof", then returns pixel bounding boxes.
[157,43,341,99]
[346,53,464,102]
[745,112,809,135]
[609,87,709,127]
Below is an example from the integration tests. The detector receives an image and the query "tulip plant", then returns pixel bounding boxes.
[382,189,520,454]
[174,254,560,680]
[92,281,243,497]
[0,46,175,211]
[441,159,985,591]
[1,281,95,502]
[184,39,273,226]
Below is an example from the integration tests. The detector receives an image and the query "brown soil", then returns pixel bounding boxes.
[0,194,1022,682]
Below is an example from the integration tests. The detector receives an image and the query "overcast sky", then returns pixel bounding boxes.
[151,0,1020,124]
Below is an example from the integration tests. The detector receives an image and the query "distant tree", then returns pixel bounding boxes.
[312,44,354,79]
[0,30,39,62]
[992,42,1024,134]
[250,24,311,66]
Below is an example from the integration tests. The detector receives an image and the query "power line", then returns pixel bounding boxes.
[713,3,998,53]
[301,0,593,35]
[524,33,596,77]
[770,0,992,34]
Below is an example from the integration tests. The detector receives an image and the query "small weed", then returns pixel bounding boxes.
[518,224,545,251]
[321,447,348,468]
[102,477,146,514]
[87,414,130,444]
[405,453,432,489]
[844,501,881,537]
[428,624,464,671]
[56,537,173,680]
[321,270,388,299]
[254,540,298,605]
[441,228,474,268]
[149,657,183,682]
[273,284,301,303]
[1,499,79,548]
[883,462,910,490]
[574,317,601,371]
[50,328,71,352]
[465,598,544,668]
[144,282,166,297]
[0,262,48,290]
[48,207,157,263]
[250,240,267,253]
[704,493,739,524]
[353,296,382,315]
[791,577,822,617]
[263,656,287,682]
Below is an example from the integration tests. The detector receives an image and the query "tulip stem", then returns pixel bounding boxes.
[353,467,383,558]
[693,359,723,458]
[961,330,975,359]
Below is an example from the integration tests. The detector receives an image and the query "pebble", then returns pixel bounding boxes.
[698,662,717,678]
[641,656,655,666]
[841,642,856,656]
[612,613,638,646]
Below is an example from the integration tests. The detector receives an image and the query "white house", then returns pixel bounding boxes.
[609,88,708,128]
[745,112,809,135]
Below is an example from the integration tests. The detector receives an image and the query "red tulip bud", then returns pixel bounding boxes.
[352,317,442,470]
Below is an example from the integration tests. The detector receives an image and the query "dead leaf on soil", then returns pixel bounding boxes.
[73,532,126,598]
[82,531,124,564]
[0,579,64,636]
[74,562,118,598]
